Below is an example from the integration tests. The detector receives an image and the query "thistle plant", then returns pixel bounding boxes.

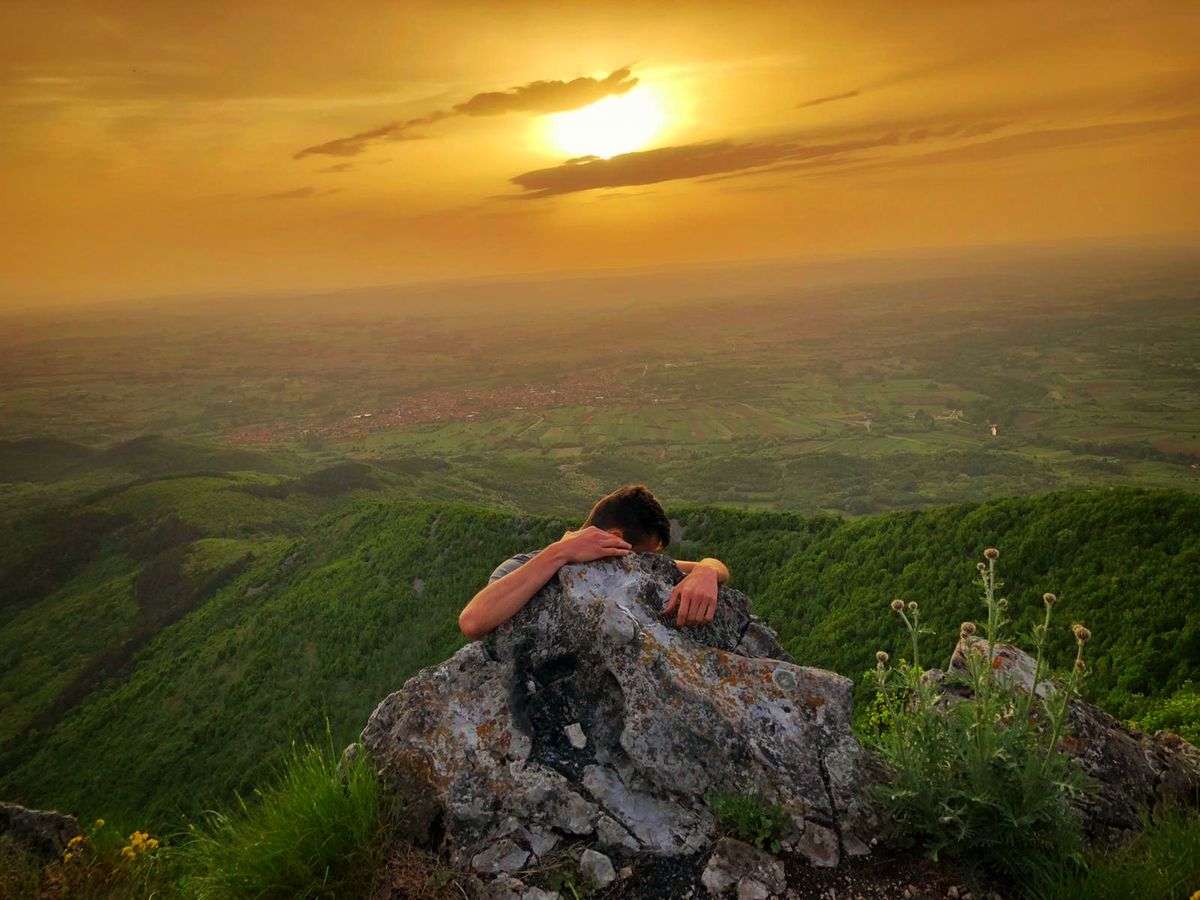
[868,547,1093,889]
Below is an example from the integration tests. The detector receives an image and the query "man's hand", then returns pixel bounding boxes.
[553,526,632,564]
[663,563,719,627]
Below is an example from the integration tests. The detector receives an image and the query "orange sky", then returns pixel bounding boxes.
[1,0,1198,305]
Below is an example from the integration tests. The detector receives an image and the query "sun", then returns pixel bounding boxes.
[547,88,665,159]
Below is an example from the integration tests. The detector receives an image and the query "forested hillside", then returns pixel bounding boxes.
[1,479,1197,835]
[672,488,1200,714]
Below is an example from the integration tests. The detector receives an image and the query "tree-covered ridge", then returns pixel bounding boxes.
[0,485,1196,833]
[668,488,1200,712]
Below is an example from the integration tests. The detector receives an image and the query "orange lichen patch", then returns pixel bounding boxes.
[992,656,1005,670]
[803,691,826,708]
[638,631,665,665]
[719,671,747,690]
[476,720,497,741]
[663,646,706,684]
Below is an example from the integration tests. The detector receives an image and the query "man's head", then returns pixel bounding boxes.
[582,484,670,553]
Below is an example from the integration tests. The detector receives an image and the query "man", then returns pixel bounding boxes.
[458,484,730,640]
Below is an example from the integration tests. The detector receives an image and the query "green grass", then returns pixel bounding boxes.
[709,790,790,853]
[1030,809,1200,900]
[177,734,386,900]
[0,736,392,900]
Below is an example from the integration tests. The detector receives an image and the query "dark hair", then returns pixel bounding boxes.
[582,484,670,549]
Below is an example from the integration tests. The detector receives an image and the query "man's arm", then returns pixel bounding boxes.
[664,557,730,627]
[458,527,632,640]
[674,558,730,583]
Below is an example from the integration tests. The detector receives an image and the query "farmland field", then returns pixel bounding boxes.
[2,246,1198,516]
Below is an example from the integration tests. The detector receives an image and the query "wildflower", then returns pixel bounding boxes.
[1043,592,1058,606]
[1072,624,1091,643]
[67,835,85,848]
[876,650,890,665]
[997,598,1008,610]
[1074,658,1087,672]
[890,598,905,612]
[95,818,105,827]
[907,601,918,612]
[959,621,977,638]
[64,852,74,862]
[976,561,987,573]
[984,547,999,560]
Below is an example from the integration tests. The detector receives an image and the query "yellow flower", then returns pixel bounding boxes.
[95,818,105,827]
[1189,890,1200,900]
[67,835,85,847]
[148,838,159,848]
[64,852,74,862]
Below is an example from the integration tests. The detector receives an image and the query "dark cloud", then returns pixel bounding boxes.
[510,138,880,198]
[796,89,860,109]
[509,119,1011,198]
[260,186,344,200]
[295,66,636,159]
[294,118,434,159]
[263,186,317,200]
[802,113,1200,182]
[453,66,636,116]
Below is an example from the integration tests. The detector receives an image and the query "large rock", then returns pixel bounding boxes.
[949,637,1200,841]
[361,553,874,881]
[0,802,82,859]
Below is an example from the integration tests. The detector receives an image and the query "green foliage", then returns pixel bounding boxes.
[752,488,1200,717]
[177,734,386,900]
[1123,682,1200,745]
[1030,809,1200,900]
[854,668,903,740]
[868,550,1090,888]
[2,484,1197,836]
[545,861,592,899]
[709,790,790,853]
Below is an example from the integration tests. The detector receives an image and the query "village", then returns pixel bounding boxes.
[225,372,633,445]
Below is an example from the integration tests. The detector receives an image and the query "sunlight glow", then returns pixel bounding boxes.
[547,88,666,159]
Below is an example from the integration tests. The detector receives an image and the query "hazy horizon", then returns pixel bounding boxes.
[4,233,1199,314]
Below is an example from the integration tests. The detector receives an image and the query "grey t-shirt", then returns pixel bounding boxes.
[488,551,538,584]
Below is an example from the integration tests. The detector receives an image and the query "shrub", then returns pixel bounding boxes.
[867,548,1091,888]
[709,790,790,853]
[177,733,389,899]
[1126,682,1200,745]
